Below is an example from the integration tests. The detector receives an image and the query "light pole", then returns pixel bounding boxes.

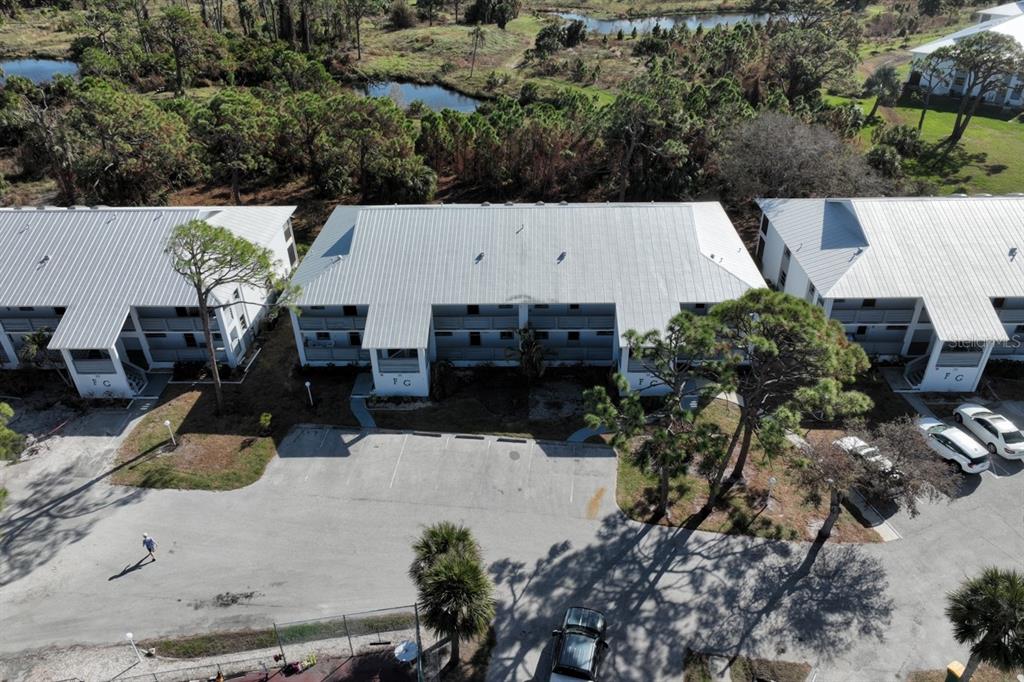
[126,632,143,664]
[163,420,176,447]
[304,380,313,407]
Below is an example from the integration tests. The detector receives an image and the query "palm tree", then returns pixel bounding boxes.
[418,549,496,669]
[864,64,902,120]
[409,521,480,586]
[945,567,1024,682]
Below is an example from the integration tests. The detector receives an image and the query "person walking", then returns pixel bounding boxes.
[142,533,157,562]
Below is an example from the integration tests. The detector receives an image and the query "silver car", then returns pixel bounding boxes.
[954,403,1024,460]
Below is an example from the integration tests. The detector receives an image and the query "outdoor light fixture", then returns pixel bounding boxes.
[126,632,142,664]
[163,420,175,447]
[304,381,313,407]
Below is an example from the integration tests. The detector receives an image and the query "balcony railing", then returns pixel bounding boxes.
[150,348,228,363]
[0,317,60,332]
[433,315,517,331]
[139,317,205,332]
[530,315,615,330]
[831,309,915,325]
[305,347,371,362]
[997,309,1024,324]
[72,358,116,374]
[936,351,984,367]
[297,316,367,331]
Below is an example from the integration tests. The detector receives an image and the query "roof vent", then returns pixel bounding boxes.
[557,251,567,263]
[482,201,490,207]
[560,201,568,206]
[505,201,514,206]
[536,201,544,206]
[475,252,485,263]
[1010,247,1019,261]
[38,255,50,267]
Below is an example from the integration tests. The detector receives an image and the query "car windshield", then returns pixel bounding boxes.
[565,608,605,634]
[554,632,597,679]
[1003,430,1024,444]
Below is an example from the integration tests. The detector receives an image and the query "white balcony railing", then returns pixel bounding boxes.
[297,316,367,331]
[529,315,615,330]
[432,315,517,331]
[305,347,371,362]
[139,317,205,332]
[378,358,420,373]
[831,309,915,325]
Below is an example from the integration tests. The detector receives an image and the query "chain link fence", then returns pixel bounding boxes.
[114,604,436,682]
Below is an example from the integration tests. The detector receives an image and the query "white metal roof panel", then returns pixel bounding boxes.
[0,206,296,350]
[978,1,1024,18]
[294,203,765,349]
[911,14,1024,55]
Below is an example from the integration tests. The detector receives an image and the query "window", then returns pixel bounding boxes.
[759,215,768,235]
[535,331,549,340]
[18,307,33,311]
[783,246,791,259]
[232,288,241,301]
[287,243,297,267]
[568,331,580,343]
[184,333,198,347]
[343,305,358,316]
[145,333,167,338]
[993,297,1006,309]
[316,332,330,341]
[54,307,66,316]
[569,304,580,311]
[284,221,294,242]
[862,298,876,308]
[498,304,513,309]
[349,332,362,346]
[886,325,908,331]
[694,303,706,310]
[534,304,549,309]
[953,75,966,87]
[470,332,481,346]
[1016,325,1024,334]
[500,331,514,340]
[778,271,788,287]
[755,236,766,264]
[467,305,480,315]
[385,349,417,359]
[806,283,817,301]
[856,326,867,336]
[978,420,998,437]
[596,330,613,336]
[435,331,454,337]
[213,333,221,341]
[239,315,248,330]
[175,307,188,317]
[311,306,325,310]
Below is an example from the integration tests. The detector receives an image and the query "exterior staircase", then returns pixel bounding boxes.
[903,355,928,389]
[123,361,148,395]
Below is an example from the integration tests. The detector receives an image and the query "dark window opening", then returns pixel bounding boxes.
[18,306,33,312]
[343,305,358,317]
[534,304,549,309]
[500,331,514,340]
[568,331,580,343]
[54,307,66,316]
[467,305,480,315]
[862,298,876,308]
[470,332,481,346]
[993,297,1005,309]
[184,333,198,347]
[349,332,362,346]
[569,304,580,310]
[855,326,867,336]
[287,243,297,266]
[175,307,188,317]
[316,332,330,341]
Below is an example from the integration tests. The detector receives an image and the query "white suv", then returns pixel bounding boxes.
[917,418,991,474]
[954,403,1024,460]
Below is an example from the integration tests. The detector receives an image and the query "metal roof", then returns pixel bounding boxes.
[978,1,1024,18]
[758,197,1024,342]
[0,206,296,350]
[293,203,765,349]
[911,14,1024,55]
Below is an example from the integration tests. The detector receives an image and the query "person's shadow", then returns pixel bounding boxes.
[108,556,154,581]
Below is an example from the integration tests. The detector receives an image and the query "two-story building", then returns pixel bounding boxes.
[289,203,765,397]
[907,12,1024,111]
[756,197,1024,393]
[0,206,297,399]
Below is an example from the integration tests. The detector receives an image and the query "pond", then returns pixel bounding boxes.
[552,11,777,34]
[0,58,80,84]
[359,81,481,113]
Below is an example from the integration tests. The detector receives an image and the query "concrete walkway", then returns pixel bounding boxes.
[349,373,377,429]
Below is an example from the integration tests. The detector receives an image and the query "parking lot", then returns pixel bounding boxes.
[273,428,617,520]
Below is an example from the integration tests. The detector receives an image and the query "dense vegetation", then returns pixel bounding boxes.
[0,0,1020,216]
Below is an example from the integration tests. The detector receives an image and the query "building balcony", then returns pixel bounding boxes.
[530,315,615,331]
[378,358,420,373]
[139,317,205,332]
[297,316,367,331]
[831,308,915,325]
[150,348,228,363]
[305,347,370,362]
[0,317,60,332]
[433,315,517,331]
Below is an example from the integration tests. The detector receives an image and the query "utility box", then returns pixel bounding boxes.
[945,661,965,682]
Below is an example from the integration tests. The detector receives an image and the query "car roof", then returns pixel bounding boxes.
[987,415,1019,433]
[917,417,945,431]
[943,427,989,454]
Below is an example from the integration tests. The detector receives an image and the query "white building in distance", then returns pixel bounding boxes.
[289,203,765,398]
[756,197,1024,393]
[0,206,297,399]
[908,12,1024,110]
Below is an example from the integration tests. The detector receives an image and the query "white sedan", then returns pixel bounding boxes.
[917,418,991,474]
[954,403,1024,460]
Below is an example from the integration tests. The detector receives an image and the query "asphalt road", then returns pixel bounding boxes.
[1,415,1022,681]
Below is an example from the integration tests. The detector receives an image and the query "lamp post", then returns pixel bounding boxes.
[163,420,176,447]
[304,380,313,407]
[126,632,143,664]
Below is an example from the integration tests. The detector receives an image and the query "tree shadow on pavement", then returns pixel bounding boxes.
[487,513,892,681]
[0,452,148,587]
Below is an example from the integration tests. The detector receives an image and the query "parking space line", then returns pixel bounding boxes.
[569,478,574,504]
[389,434,409,489]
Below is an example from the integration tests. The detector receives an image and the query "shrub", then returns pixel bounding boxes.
[389,0,417,29]
[259,412,272,434]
